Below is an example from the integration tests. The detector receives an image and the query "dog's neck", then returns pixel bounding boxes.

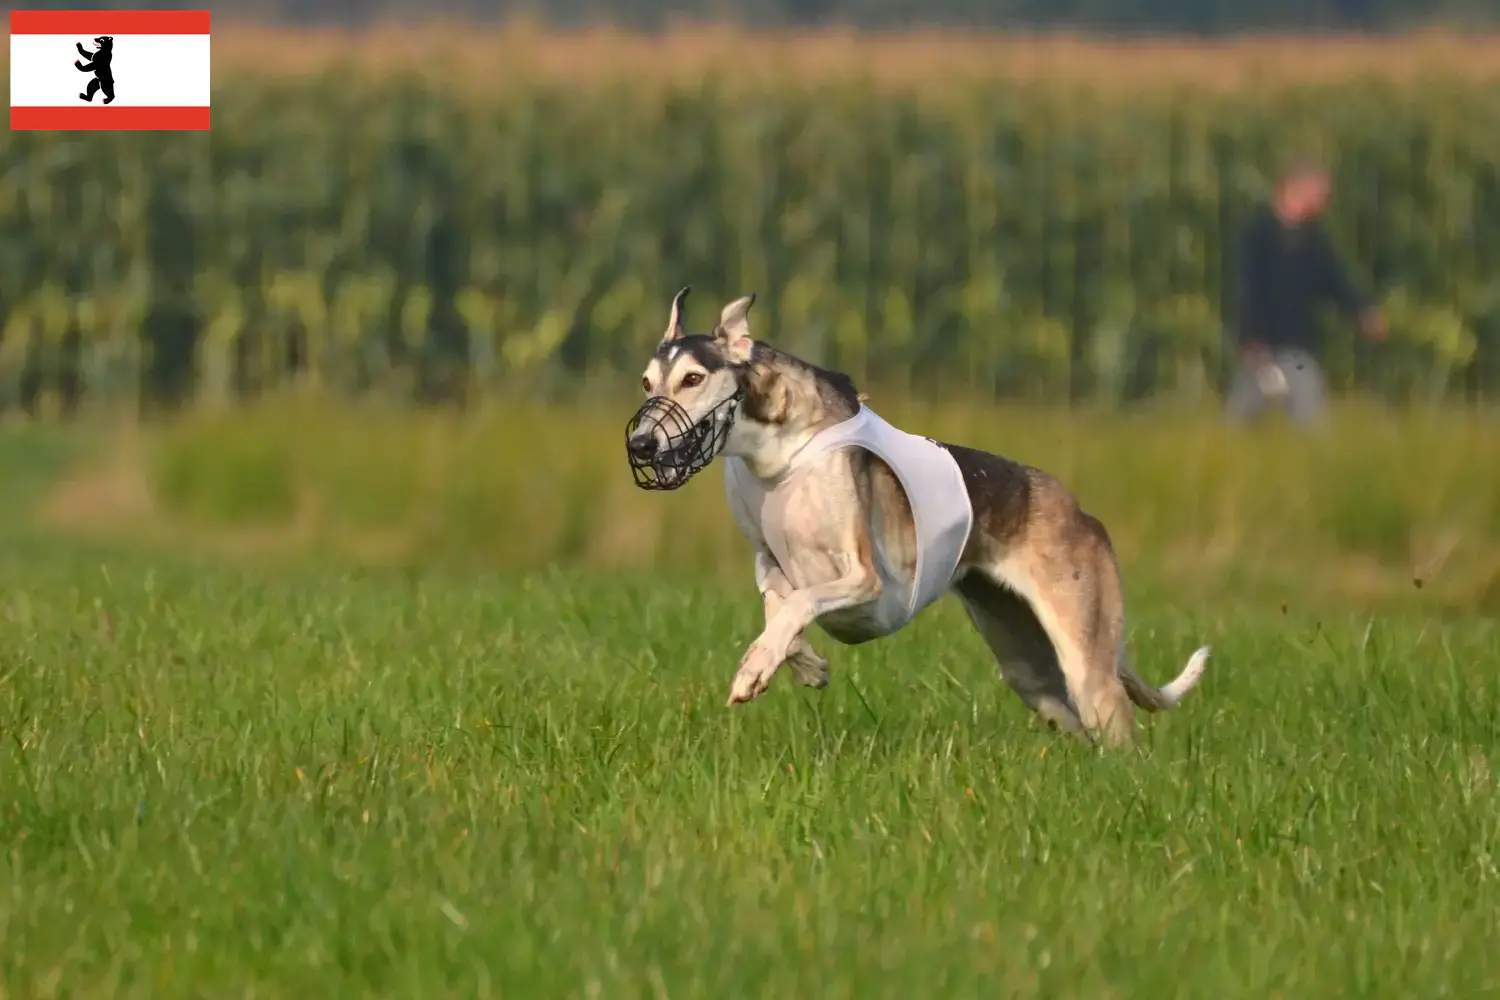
[722,343,861,482]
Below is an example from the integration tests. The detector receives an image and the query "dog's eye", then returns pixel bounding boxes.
[680,372,705,389]
[641,377,651,393]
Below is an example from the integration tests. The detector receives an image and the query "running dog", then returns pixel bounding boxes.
[626,287,1209,747]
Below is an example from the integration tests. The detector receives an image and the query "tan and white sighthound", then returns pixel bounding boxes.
[629,287,1210,748]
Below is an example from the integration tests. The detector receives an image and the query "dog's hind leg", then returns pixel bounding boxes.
[950,450,1140,746]
[1004,526,1137,748]
[954,572,1083,736]
[967,529,1137,746]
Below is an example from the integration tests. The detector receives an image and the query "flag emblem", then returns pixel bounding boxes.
[9,10,210,131]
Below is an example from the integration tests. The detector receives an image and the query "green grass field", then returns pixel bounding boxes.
[2,412,1499,997]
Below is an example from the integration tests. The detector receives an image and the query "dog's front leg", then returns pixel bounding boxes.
[755,552,829,690]
[729,557,879,705]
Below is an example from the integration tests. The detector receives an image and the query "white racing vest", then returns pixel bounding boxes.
[723,405,974,641]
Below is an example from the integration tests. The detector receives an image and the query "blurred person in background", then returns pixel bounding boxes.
[1224,159,1386,426]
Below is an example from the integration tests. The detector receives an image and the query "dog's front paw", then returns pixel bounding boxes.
[727,641,783,705]
[786,640,829,689]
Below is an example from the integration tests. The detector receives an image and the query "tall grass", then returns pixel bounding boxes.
[44,396,1500,614]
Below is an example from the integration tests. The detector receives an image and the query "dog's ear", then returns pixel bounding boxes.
[660,285,691,344]
[714,293,756,363]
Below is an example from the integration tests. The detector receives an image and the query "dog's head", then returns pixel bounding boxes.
[640,285,755,419]
[625,286,756,490]
[93,35,113,50]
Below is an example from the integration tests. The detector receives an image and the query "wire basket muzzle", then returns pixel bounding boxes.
[625,393,738,491]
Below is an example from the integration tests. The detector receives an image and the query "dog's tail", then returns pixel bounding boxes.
[1119,645,1210,712]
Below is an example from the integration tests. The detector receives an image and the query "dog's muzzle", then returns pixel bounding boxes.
[625,393,740,491]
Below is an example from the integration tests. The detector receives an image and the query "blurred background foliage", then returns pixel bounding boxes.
[3,57,1500,414]
[6,29,1500,606]
[9,0,1500,32]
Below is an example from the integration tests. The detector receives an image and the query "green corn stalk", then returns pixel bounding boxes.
[0,72,1496,405]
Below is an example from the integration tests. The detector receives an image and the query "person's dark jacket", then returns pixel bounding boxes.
[1229,204,1372,355]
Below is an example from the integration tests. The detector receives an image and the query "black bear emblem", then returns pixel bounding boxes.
[74,35,115,104]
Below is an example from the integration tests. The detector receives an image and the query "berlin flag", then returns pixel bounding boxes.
[9,10,211,131]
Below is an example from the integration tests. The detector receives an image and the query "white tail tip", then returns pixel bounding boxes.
[1159,645,1211,708]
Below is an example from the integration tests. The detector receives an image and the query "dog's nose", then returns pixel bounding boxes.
[628,435,659,461]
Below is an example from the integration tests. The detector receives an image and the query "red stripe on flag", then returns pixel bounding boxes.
[8,9,211,34]
[10,106,210,131]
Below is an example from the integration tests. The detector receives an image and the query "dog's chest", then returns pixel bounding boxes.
[766,484,906,643]
[723,407,974,643]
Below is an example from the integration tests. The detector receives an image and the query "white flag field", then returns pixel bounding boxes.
[9,9,211,130]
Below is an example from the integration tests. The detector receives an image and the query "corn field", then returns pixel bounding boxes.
[3,62,1500,411]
